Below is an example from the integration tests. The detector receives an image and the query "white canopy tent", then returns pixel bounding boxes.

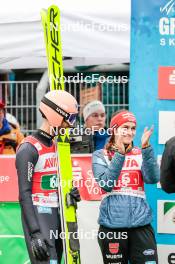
[0,3,130,263]
[0,0,130,69]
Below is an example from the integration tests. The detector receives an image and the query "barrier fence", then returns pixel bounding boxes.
[0,74,129,135]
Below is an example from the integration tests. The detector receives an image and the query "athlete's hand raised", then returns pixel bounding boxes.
[141,125,154,148]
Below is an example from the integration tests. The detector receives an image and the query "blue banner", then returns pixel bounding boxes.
[130,0,175,262]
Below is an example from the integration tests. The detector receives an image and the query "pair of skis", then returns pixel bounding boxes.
[41,6,81,264]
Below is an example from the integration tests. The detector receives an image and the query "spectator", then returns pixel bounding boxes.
[160,137,175,193]
[0,101,24,154]
[83,100,109,151]
[75,100,109,264]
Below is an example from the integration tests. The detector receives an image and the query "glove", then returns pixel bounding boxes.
[66,187,81,208]
[69,187,81,202]
[30,231,50,261]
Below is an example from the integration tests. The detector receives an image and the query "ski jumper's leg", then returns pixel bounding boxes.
[129,224,158,264]
[98,225,129,264]
[22,206,63,264]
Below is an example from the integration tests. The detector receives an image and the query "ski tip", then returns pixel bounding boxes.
[48,5,60,12]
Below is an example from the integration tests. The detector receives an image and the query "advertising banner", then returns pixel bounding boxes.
[0,155,103,202]
[0,156,19,201]
[0,203,29,264]
[158,66,175,99]
[157,200,175,234]
[72,155,103,200]
[130,0,175,251]
[157,244,175,264]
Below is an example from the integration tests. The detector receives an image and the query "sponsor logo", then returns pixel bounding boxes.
[0,176,10,184]
[169,70,175,84]
[123,158,139,168]
[28,162,34,182]
[41,174,58,190]
[109,243,119,254]
[158,200,175,234]
[143,249,155,256]
[44,157,57,169]
[49,7,62,90]
[37,206,52,214]
[157,244,175,264]
[159,1,175,46]
[55,107,68,118]
[39,131,51,140]
[160,0,175,15]
[158,67,175,100]
[106,254,122,259]
[168,252,175,264]
[72,160,83,181]
[120,112,136,123]
[32,194,59,207]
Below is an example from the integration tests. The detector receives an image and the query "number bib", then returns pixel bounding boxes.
[21,136,59,207]
[104,147,145,199]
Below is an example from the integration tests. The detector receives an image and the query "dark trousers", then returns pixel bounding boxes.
[22,206,63,264]
[98,224,158,264]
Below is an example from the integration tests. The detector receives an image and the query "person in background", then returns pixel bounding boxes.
[0,101,24,154]
[83,100,109,151]
[160,137,175,193]
[92,109,159,264]
[76,100,110,264]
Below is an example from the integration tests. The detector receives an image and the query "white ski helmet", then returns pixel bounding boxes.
[39,90,78,127]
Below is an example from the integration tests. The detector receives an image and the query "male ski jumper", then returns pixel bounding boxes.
[16,90,80,264]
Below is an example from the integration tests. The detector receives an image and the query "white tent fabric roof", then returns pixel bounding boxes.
[0,0,130,69]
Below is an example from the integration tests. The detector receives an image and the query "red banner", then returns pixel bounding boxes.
[0,155,19,201]
[72,154,103,200]
[0,154,103,202]
[158,66,175,99]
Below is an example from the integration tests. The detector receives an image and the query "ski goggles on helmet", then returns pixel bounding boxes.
[41,96,78,126]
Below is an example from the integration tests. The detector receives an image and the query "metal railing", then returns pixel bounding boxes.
[64,78,129,127]
[1,81,38,135]
[0,76,129,135]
